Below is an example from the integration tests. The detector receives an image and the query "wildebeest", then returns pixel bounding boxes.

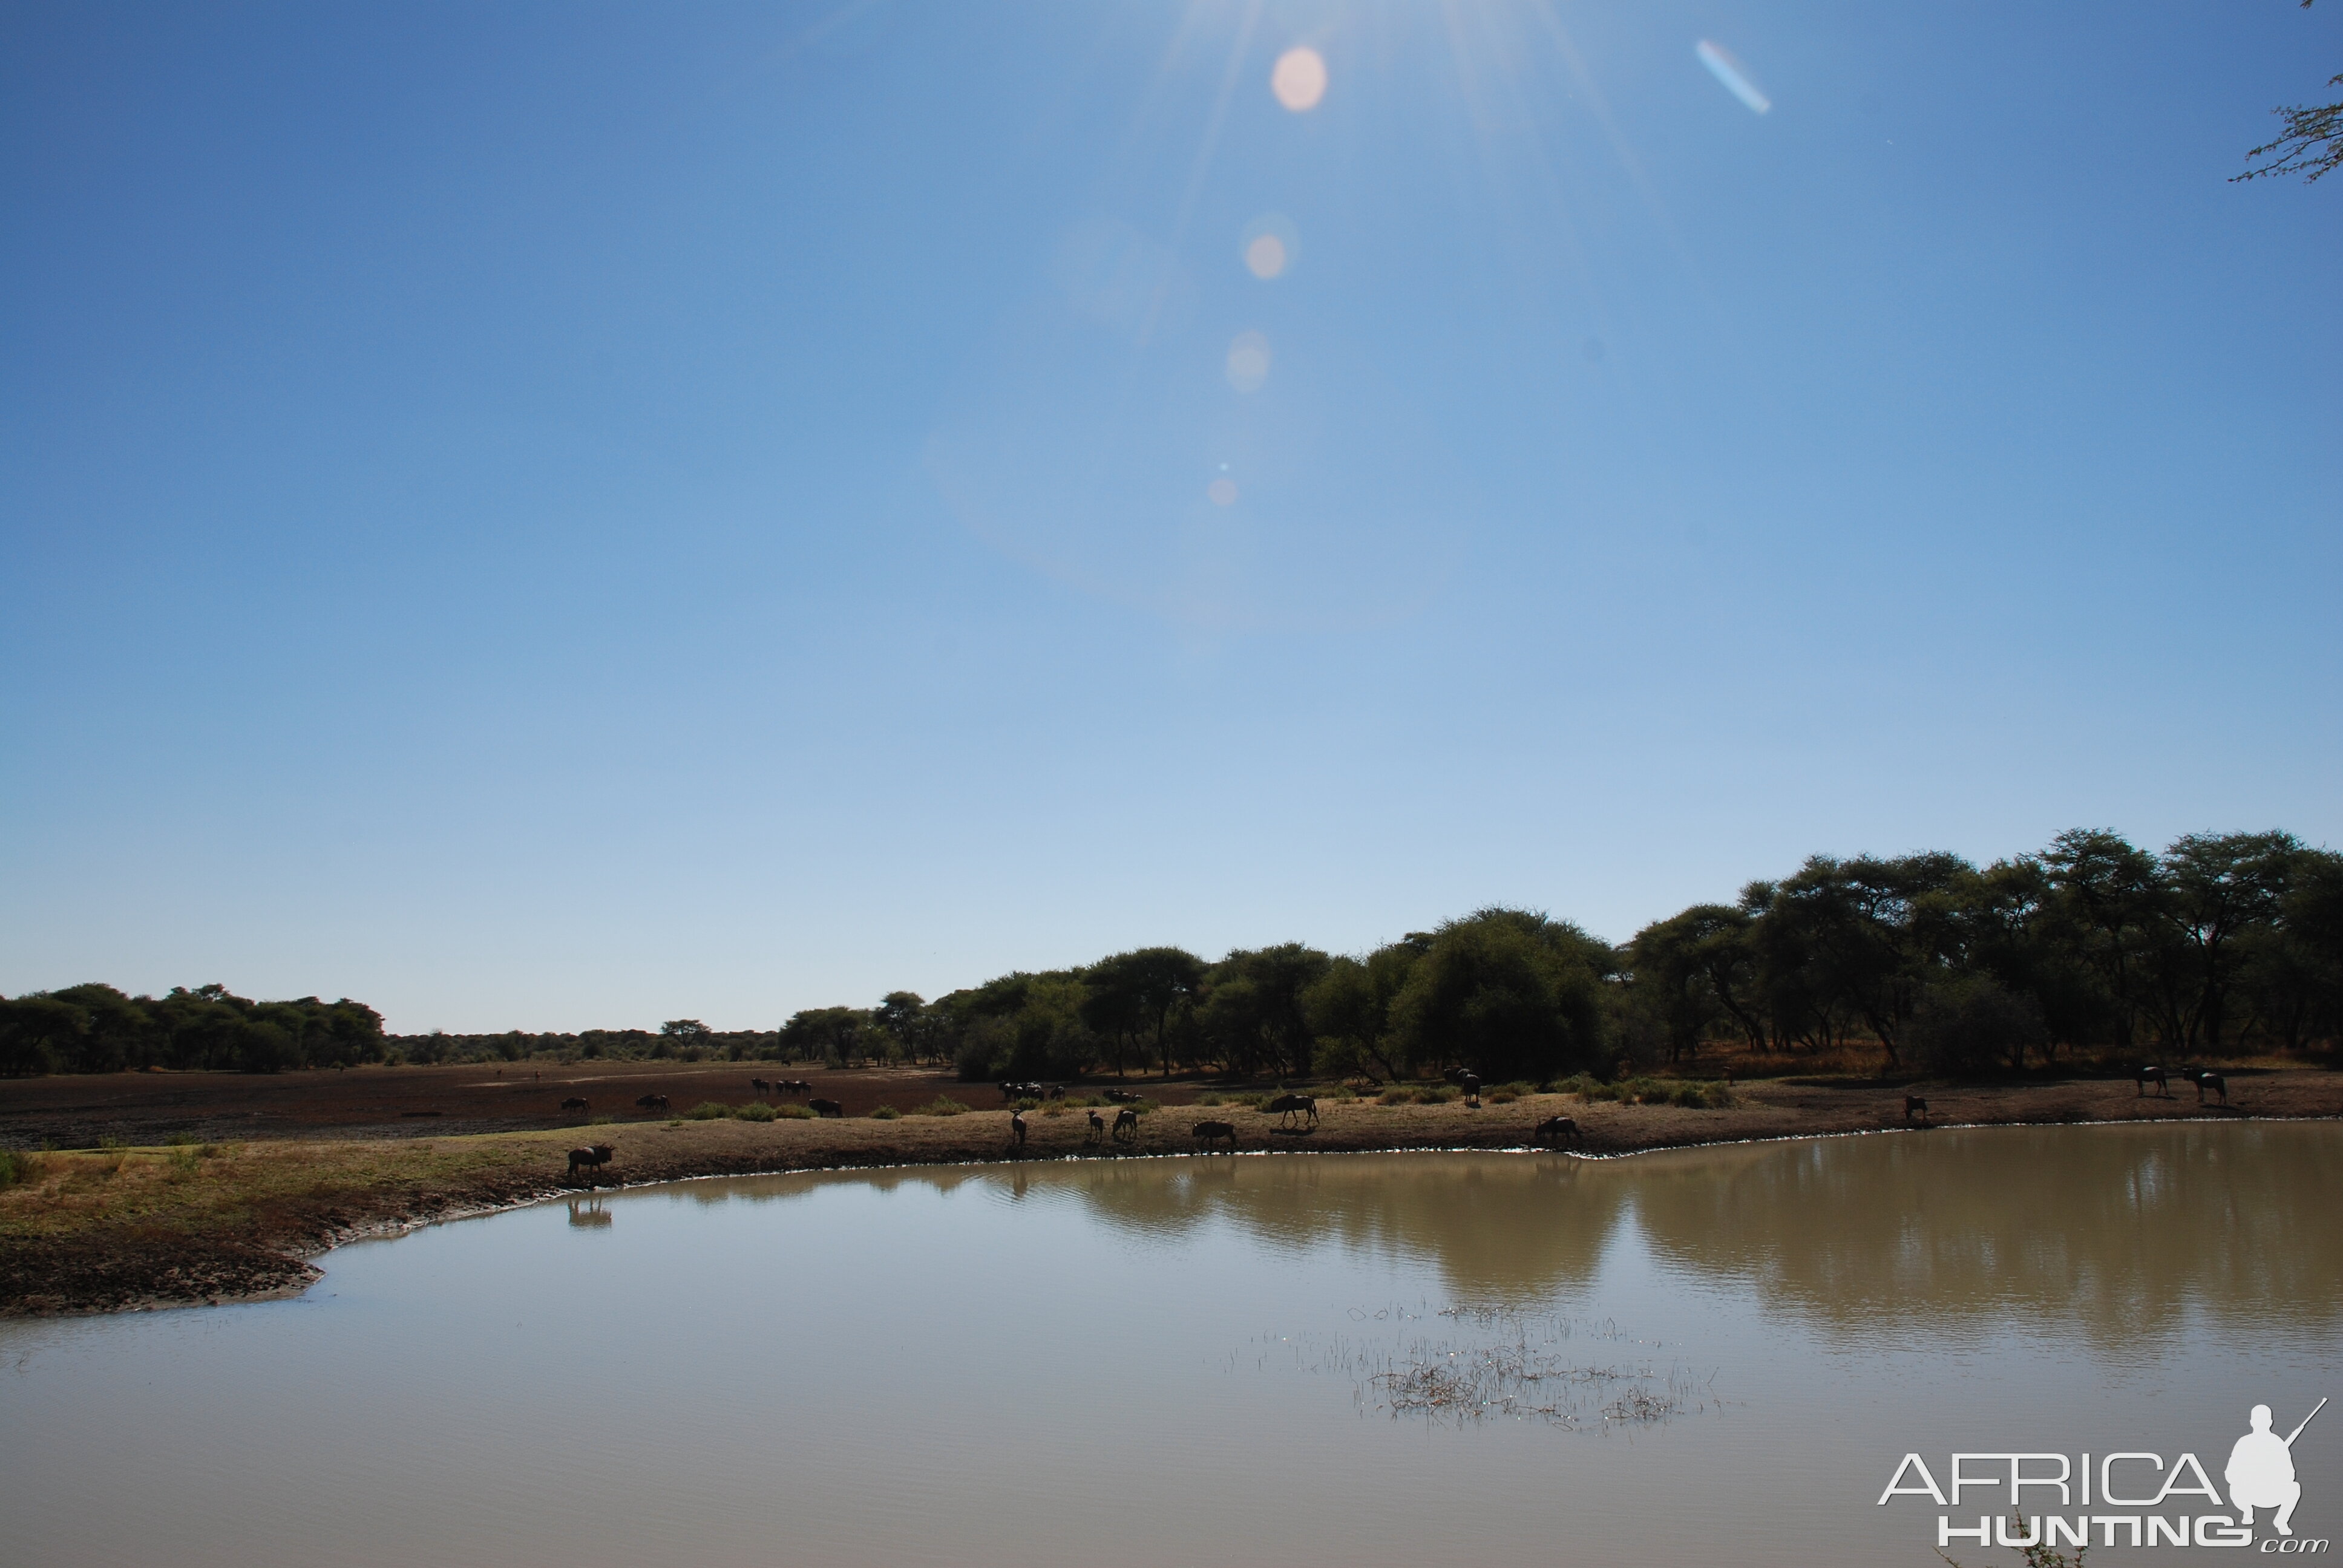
[750,1078,771,1097]
[998,1080,1043,1103]
[566,1143,615,1181]
[808,1098,844,1117]
[1009,1110,1028,1151]
[634,1093,670,1113]
[559,1097,590,1114]
[1086,1109,1107,1143]
[1533,1115,1582,1146]
[1193,1119,1237,1150]
[1266,1093,1318,1129]
[781,1080,811,1096]
[2135,1065,2169,1097]
[1904,1096,1929,1124]
[1044,1083,1067,1101]
[1103,1088,1144,1104]
[2195,1070,2228,1105]
[1112,1106,1140,1141]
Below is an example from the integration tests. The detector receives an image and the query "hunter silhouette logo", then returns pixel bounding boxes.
[1879,1397,2329,1552]
[2232,1399,2323,1538]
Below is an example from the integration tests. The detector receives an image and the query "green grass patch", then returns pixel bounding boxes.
[773,1103,817,1119]
[683,1101,731,1120]
[908,1096,970,1117]
[868,1105,901,1120]
[733,1100,778,1122]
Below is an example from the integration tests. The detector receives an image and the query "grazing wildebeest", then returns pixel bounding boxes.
[2196,1070,2228,1105]
[1193,1119,1237,1150]
[1458,1074,1481,1108]
[1086,1109,1107,1143]
[1904,1096,1929,1124]
[1009,1110,1028,1151]
[1266,1093,1319,1129]
[1533,1115,1582,1146]
[808,1098,844,1117]
[2135,1065,2169,1097]
[1112,1106,1140,1142]
[634,1093,668,1112]
[559,1097,590,1114]
[566,1143,615,1182]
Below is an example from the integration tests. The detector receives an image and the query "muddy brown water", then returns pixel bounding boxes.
[4,1123,2337,1566]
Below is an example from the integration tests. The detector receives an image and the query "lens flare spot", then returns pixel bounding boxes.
[1696,39,1771,115]
[1271,47,1327,113]
[1240,212,1300,280]
[1225,330,1270,392]
[1207,477,1239,506]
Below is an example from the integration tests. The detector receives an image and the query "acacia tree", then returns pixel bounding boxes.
[2236,2,2341,184]
[1083,947,1205,1078]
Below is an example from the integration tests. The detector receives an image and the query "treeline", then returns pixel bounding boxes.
[7,828,2338,1081]
[0,984,385,1076]
[784,828,2342,1083]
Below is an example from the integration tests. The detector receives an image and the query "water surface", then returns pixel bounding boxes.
[6,1123,2337,1566]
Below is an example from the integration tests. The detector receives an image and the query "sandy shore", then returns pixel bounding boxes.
[4,1067,2338,1317]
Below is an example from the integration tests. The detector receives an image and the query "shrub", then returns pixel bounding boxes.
[1196,1092,1223,1106]
[774,1103,817,1119]
[910,1097,969,1117]
[0,1149,24,1187]
[869,1105,901,1120]
[683,1101,730,1120]
[1378,1086,1418,1105]
[733,1101,778,1122]
[1012,1097,1041,1112]
[1486,1086,1519,1104]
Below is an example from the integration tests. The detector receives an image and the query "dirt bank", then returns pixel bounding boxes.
[4,1068,2337,1317]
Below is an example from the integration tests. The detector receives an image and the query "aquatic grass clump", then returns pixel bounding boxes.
[733,1101,778,1122]
[868,1105,900,1120]
[683,1101,732,1120]
[908,1097,969,1117]
[772,1103,817,1119]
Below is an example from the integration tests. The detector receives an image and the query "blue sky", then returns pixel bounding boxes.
[4,1,2338,1033]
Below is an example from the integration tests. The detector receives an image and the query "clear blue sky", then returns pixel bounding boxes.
[4,2,2337,1033]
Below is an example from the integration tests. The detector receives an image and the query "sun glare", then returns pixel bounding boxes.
[1225,330,1270,391]
[1271,47,1326,112]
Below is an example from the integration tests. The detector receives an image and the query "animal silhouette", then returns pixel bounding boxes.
[1533,1115,1582,1146]
[1192,1120,1237,1150]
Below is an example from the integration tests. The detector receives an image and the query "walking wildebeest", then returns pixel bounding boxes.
[1904,1096,1929,1124]
[808,1098,844,1117]
[566,1143,615,1181]
[1009,1110,1028,1151]
[2135,1065,2169,1097]
[559,1097,590,1114]
[2196,1070,2228,1105]
[1193,1119,1237,1150]
[751,1078,770,1097]
[1112,1106,1140,1142]
[1266,1093,1318,1129]
[634,1093,669,1112]
[1086,1109,1107,1143]
[1533,1115,1582,1146]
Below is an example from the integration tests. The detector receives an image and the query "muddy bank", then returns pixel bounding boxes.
[4,1070,2338,1317]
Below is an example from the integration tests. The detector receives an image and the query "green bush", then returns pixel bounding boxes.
[683,1101,731,1120]
[774,1103,817,1119]
[869,1105,901,1120]
[733,1100,778,1122]
[909,1096,969,1117]
[0,1149,24,1186]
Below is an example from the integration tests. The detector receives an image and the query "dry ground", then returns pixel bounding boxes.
[4,1064,2337,1316]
